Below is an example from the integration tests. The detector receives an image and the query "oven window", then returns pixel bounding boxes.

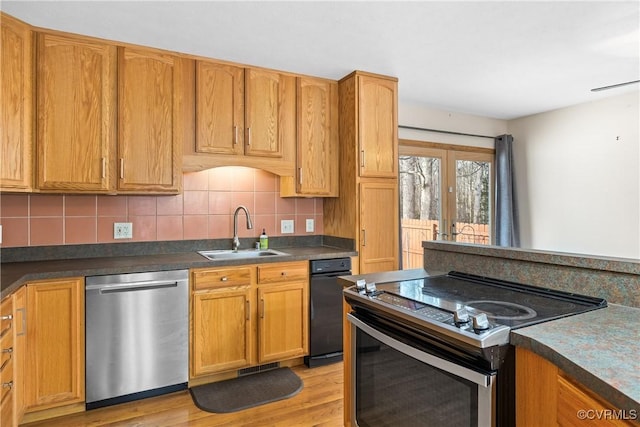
[355,327,480,427]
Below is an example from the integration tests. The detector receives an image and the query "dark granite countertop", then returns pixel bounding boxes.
[511,304,640,414]
[1,245,357,300]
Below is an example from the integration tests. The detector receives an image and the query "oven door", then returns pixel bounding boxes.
[348,312,496,427]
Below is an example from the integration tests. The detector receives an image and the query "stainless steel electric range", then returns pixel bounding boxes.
[343,271,607,427]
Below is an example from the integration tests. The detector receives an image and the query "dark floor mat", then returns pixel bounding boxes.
[189,367,303,413]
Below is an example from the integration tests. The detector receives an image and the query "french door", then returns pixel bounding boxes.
[399,142,494,269]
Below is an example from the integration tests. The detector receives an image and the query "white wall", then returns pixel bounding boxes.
[398,102,507,149]
[508,91,640,259]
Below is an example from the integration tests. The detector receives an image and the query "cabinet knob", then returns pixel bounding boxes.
[220,276,228,282]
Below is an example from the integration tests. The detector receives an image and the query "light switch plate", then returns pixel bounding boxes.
[281,219,294,234]
[306,218,314,232]
[114,222,133,239]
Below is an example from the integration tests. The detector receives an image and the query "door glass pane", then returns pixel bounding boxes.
[454,159,491,244]
[399,155,442,269]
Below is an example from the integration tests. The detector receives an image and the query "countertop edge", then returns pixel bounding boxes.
[1,246,358,300]
[511,312,640,414]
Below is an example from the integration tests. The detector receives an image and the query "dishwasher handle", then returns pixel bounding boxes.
[87,280,181,294]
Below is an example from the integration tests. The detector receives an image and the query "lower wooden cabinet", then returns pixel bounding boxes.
[191,283,255,376]
[24,278,85,413]
[516,347,638,426]
[190,261,309,379]
[1,295,15,426]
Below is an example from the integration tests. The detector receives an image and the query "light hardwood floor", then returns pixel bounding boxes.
[23,363,344,427]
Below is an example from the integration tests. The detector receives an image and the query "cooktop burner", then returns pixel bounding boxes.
[465,300,537,321]
[343,271,607,350]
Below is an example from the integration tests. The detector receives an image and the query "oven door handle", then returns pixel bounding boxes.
[347,313,493,388]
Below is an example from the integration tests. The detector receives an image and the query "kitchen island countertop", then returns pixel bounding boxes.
[511,303,640,415]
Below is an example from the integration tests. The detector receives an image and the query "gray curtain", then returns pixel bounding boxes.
[495,134,520,247]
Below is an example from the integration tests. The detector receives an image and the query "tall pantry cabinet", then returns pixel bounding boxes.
[324,71,399,274]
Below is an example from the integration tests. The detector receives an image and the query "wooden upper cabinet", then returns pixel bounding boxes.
[245,69,291,158]
[358,74,398,178]
[36,33,116,192]
[117,47,184,193]
[281,76,338,197]
[0,14,33,192]
[195,61,244,155]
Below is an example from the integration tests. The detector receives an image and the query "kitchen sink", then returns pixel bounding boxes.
[197,249,289,260]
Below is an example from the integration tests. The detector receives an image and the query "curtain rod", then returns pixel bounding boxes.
[398,125,495,140]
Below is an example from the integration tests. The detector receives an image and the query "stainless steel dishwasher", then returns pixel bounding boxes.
[85,269,188,409]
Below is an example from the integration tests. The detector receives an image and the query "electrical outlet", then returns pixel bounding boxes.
[114,222,133,239]
[306,219,314,233]
[281,219,294,234]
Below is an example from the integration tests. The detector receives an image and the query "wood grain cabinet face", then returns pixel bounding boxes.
[190,262,309,378]
[0,296,15,427]
[36,33,116,192]
[191,266,255,377]
[117,47,183,193]
[195,61,244,156]
[245,69,287,158]
[359,180,399,273]
[256,261,309,362]
[281,77,339,197]
[24,279,84,412]
[0,14,33,192]
[358,75,398,178]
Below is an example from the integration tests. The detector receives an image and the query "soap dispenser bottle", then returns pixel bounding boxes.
[260,228,268,249]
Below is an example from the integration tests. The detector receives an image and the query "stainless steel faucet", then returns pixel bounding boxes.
[232,205,253,251]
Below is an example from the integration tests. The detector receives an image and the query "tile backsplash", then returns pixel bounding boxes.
[0,167,324,248]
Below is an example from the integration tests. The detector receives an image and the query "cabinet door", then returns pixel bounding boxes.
[358,75,398,178]
[258,281,308,363]
[1,296,14,427]
[360,180,399,273]
[191,288,254,377]
[245,69,293,158]
[24,279,84,411]
[195,61,244,155]
[37,34,116,192]
[12,287,26,426]
[295,77,338,196]
[118,47,183,192]
[0,15,33,191]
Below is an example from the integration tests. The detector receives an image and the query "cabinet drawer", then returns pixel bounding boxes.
[257,261,308,284]
[193,267,253,290]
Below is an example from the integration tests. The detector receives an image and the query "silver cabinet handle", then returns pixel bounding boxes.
[299,168,303,184]
[361,150,365,168]
[245,300,250,321]
[16,308,25,336]
[260,299,265,319]
[101,157,106,179]
[119,158,125,179]
[220,276,228,282]
[362,229,366,246]
[0,315,12,321]
[247,127,252,146]
[234,126,238,145]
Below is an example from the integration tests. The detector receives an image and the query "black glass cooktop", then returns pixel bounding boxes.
[380,271,607,329]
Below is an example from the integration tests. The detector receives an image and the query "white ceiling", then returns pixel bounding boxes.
[3,1,639,120]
